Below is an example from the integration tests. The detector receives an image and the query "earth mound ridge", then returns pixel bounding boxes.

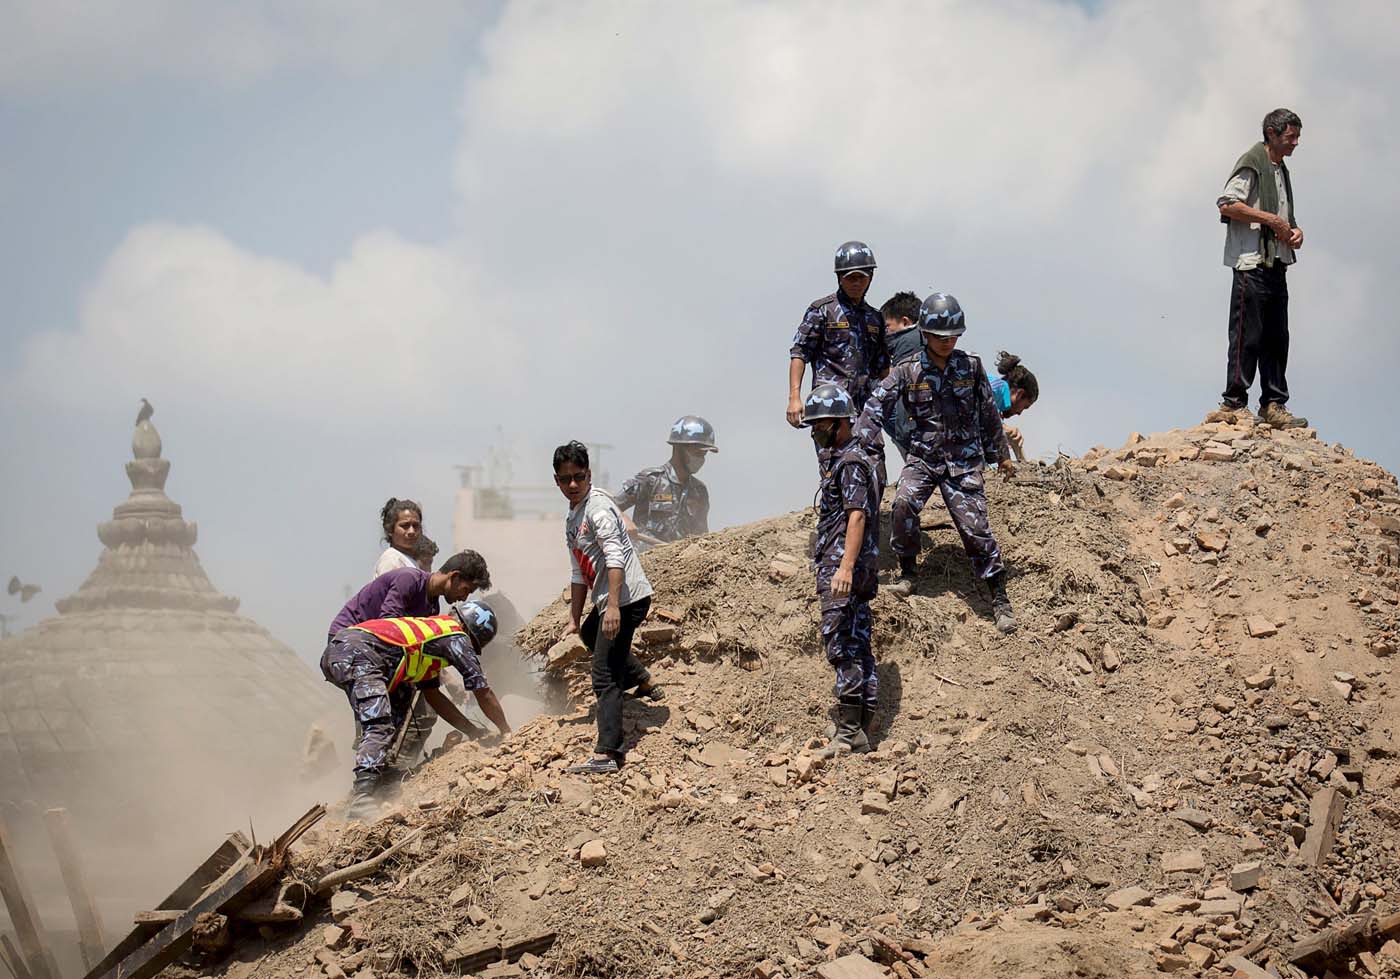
[183,419,1400,979]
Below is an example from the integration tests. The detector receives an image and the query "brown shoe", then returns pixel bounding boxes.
[1261,403,1308,429]
[1204,402,1246,424]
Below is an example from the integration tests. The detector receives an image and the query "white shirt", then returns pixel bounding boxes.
[374,546,418,577]
[565,487,653,609]
[1217,165,1294,270]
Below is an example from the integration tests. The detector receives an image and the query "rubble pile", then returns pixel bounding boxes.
[171,419,1400,979]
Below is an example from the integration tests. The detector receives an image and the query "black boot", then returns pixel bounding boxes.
[346,771,384,821]
[860,702,877,742]
[889,556,918,598]
[833,698,870,754]
[989,572,1017,635]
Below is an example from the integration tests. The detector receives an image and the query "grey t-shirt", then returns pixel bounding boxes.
[1217,164,1294,270]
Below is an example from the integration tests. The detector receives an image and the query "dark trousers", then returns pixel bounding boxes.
[891,462,1003,579]
[321,634,411,777]
[817,570,878,708]
[1223,264,1290,408]
[583,596,652,756]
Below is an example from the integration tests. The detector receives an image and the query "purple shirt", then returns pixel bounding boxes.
[327,567,434,638]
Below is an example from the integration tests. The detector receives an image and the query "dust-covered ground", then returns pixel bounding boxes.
[173,418,1400,979]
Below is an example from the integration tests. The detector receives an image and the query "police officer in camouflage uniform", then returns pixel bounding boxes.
[803,383,882,754]
[321,600,510,819]
[616,415,717,545]
[787,242,889,446]
[855,293,1018,634]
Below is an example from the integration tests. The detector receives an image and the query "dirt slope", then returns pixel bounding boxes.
[184,419,1400,979]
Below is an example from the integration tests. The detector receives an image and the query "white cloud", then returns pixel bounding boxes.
[10,0,1400,530]
[0,0,479,93]
[22,223,523,423]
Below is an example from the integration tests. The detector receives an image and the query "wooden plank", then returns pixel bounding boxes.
[90,857,282,979]
[88,806,323,979]
[163,832,253,909]
[445,931,557,973]
[42,808,106,970]
[1299,788,1345,867]
[80,832,251,979]
[234,899,303,924]
[499,930,556,960]
[1287,911,1400,971]
[237,880,306,924]
[0,816,60,979]
[0,935,32,979]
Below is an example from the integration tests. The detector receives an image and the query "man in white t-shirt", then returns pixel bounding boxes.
[552,440,662,775]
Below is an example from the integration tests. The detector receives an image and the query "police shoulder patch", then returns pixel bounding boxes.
[808,292,838,312]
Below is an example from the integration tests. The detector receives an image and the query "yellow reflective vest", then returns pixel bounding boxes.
[349,615,465,692]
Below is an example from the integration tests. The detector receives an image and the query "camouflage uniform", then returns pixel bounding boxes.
[856,349,1009,579]
[814,438,882,707]
[616,462,709,543]
[791,291,889,413]
[320,627,487,776]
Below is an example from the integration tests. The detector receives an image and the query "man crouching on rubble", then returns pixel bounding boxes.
[803,384,882,753]
[321,600,510,819]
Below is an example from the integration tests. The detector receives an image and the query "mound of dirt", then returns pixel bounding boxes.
[180,419,1400,979]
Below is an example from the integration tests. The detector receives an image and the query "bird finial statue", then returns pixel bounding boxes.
[7,575,41,603]
[132,399,162,460]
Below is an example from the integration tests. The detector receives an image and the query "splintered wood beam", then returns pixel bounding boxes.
[42,808,106,970]
[1287,911,1400,971]
[0,935,33,979]
[82,830,253,979]
[90,856,282,979]
[87,805,324,979]
[0,817,60,979]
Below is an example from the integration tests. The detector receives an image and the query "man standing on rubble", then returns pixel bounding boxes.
[1209,108,1308,430]
[553,441,663,775]
[787,242,889,465]
[321,600,510,819]
[802,383,882,753]
[616,415,718,546]
[855,293,1017,634]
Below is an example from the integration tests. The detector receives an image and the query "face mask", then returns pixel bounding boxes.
[811,424,838,449]
[682,448,707,473]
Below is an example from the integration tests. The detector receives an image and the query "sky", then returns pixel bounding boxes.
[2,0,1398,655]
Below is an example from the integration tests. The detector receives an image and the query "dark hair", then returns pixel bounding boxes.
[552,440,590,472]
[413,536,439,562]
[1262,108,1301,141]
[380,497,422,544]
[440,550,490,590]
[880,291,921,324]
[996,351,1039,404]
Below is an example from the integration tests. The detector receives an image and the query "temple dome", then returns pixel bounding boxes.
[0,408,342,912]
